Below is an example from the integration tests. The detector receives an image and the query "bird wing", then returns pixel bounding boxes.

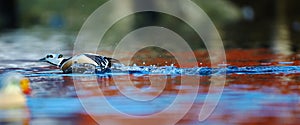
[83,54,120,68]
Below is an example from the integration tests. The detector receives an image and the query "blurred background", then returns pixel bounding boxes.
[0,0,299,58]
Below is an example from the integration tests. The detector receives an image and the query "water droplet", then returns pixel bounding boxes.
[218,63,229,67]
[278,62,294,65]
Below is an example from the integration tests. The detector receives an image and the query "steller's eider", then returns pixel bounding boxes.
[39,53,120,73]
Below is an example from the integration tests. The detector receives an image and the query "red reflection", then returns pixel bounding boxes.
[71,49,300,125]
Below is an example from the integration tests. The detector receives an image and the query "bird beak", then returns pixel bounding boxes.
[39,57,46,62]
[20,77,31,95]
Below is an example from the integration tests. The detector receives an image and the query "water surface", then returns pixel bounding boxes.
[0,31,299,125]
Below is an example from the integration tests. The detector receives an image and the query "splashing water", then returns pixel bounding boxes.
[11,62,300,77]
[106,65,300,76]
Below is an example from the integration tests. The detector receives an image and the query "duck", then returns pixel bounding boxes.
[0,72,31,108]
[0,72,31,123]
[39,53,120,73]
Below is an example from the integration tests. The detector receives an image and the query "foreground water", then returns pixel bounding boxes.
[0,31,299,125]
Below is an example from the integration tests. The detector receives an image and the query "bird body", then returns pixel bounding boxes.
[40,53,120,73]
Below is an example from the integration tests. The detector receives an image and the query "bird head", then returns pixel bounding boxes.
[39,53,64,66]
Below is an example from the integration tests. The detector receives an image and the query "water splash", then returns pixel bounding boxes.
[10,63,299,77]
[102,65,300,76]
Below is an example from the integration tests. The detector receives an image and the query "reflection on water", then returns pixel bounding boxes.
[0,29,72,62]
[0,31,299,125]
[1,58,299,125]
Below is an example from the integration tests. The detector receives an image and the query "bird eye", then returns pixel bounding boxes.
[47,55,54,58]
[58,54,63,58]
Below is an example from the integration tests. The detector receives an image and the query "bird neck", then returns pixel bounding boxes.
[58,58,69,68]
